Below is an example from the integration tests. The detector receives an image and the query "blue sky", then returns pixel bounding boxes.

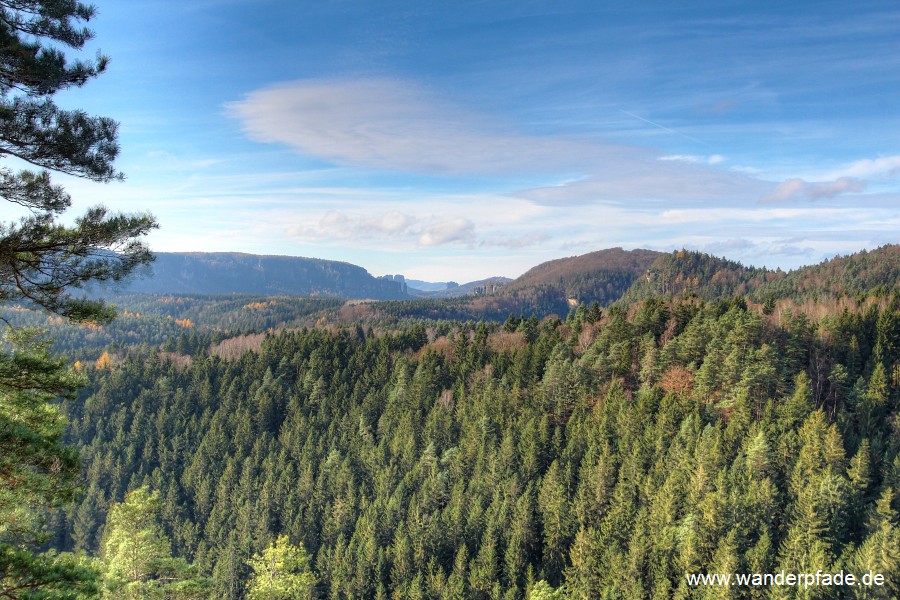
[12,0,900,281]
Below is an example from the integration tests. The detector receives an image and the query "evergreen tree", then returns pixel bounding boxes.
[1,1,155,595]
[0,327,99,597]
[845,489,899,599]
[0,1,157,321]
[528,579,567,599]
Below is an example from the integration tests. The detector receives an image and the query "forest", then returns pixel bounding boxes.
[5,273,897,598]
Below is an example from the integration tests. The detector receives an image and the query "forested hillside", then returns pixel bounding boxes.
[481,247,660,316]
[0,295,342,360]
[622,250,769,302]
[751,245,900,303]
[105,253,411,300]
[624,245,899,306]
[46,289,900,597]
[2,1,896,598]
[504,247,662,302]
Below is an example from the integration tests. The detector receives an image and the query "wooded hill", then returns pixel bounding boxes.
[336,248,663,322]
[107,252,410,300]
[321,245,900,324]
[623,245,900,305]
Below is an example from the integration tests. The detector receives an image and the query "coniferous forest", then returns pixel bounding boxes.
[4,272,895,598]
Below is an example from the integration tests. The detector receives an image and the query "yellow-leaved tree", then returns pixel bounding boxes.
[246,535,318,600]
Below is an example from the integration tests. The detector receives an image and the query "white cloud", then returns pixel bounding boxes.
[518,160,770,206]
[659,154,725,165]
[418,218,475,246]
[225,78,622,175]
[826,155,900,179]
[225,78,773,208]
[283,210,487,248]
[763,176,866,202]
[291,210,419,241]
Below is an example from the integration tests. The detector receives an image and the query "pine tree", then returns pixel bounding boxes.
[1,1,155,595]
[0,328,99,597]
[0,2,157,321]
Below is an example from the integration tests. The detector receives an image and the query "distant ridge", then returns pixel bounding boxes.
[369,248,665,321]
[410,276,513,298]
[621,244,899,304]
[494,247,663,313]
[103,245,898,315]
[116,252,410,300]
[751,244,900,301]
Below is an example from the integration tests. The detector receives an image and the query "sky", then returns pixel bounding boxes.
[9,0,900,281]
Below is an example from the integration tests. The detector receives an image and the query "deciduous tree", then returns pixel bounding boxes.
[246,535,317,600]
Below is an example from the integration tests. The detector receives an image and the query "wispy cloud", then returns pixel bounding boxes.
[225,78,628,175]
[321,210,417,238]
[825,155,900,180]
[283,209,495,249]
[659,154,725,165]
[517,161,770,206]
[288,210,418,242]
[485,232,551,249]
[224,78,777,209]
[764,176,866,202]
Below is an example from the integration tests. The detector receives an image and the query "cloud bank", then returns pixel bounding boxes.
[284,207,546,250]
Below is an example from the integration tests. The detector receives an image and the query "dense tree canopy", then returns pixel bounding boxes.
[41,290,899,598]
